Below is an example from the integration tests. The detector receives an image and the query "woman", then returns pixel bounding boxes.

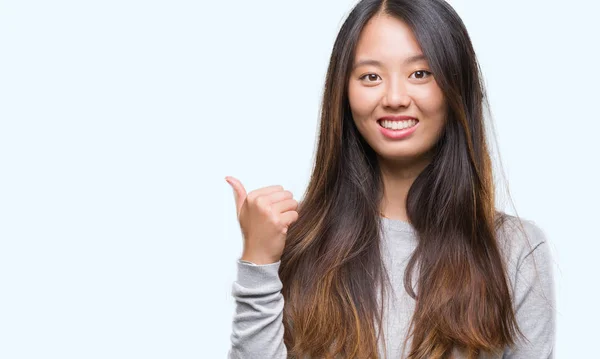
[226,0,555,358]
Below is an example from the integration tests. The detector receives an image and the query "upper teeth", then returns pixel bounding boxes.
[380,119,417,130]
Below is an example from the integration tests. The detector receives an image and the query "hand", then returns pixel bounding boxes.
[225,176,299,265]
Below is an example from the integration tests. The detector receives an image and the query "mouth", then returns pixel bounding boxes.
[377,118,420,140]
[377,118,419,131]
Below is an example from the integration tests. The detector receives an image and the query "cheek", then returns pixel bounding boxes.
[348,84,379,118]
[414,87,446,117]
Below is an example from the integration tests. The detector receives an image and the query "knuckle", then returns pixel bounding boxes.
[255,196,266,208]
[270,214,281,226]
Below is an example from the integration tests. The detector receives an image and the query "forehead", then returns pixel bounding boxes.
[354,15,424,63]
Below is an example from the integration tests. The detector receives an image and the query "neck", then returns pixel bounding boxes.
[377,152,433,222]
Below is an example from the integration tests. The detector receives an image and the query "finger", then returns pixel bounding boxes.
[252,185,285,198]
[272,198,298,214]
[279,210,299,229]
[225,176,247,215]
[265,190,293,204]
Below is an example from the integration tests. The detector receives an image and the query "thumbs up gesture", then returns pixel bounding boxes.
[225,176,299,265]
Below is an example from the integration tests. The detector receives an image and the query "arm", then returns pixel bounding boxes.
[228,259,288,359]
[504,228,556,358]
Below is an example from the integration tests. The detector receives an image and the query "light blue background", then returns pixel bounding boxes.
[1,0,598,357]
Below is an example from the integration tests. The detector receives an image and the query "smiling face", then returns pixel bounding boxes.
[348,14,447,164]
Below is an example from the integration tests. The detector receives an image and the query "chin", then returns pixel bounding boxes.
[376,145,429,161]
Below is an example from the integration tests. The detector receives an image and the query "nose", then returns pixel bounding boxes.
[381,80,411,109]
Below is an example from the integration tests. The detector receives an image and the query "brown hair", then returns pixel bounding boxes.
[279,0,532,357]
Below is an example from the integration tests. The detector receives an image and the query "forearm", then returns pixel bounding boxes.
[228,259,288,359]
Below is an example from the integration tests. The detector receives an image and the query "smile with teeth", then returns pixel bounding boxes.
[378,119,418,130]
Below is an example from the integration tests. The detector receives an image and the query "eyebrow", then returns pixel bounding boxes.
[352,54,427,70]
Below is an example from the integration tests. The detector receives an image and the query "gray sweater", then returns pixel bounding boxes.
[228,216,556,358]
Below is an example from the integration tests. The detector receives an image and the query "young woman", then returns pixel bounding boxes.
[225,0,555,358]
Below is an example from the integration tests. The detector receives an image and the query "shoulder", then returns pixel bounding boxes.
[494,213,555,299]
[494,212,550,271]
[494,213,555,292]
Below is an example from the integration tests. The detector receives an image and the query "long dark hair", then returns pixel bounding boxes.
[279,0,534,357]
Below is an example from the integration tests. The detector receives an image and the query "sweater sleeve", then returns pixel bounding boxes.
[504,223,556,358]
[228,259,288,359]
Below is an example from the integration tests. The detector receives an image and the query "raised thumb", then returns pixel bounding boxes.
[225,176,247,216]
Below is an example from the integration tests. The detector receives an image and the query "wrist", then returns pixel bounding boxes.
[241,251,280,265]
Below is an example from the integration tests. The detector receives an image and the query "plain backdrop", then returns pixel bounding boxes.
[1,0,598,358]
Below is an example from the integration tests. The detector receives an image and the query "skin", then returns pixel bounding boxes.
[348,13,448,223]
[226,14,449,264]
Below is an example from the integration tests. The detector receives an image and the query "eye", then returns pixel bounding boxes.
[410,70,432,80]
[358,71,432,83]
[358,73,381,82]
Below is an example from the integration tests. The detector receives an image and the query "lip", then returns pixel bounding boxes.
[378,115,417,122]
[377,118,419,140]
